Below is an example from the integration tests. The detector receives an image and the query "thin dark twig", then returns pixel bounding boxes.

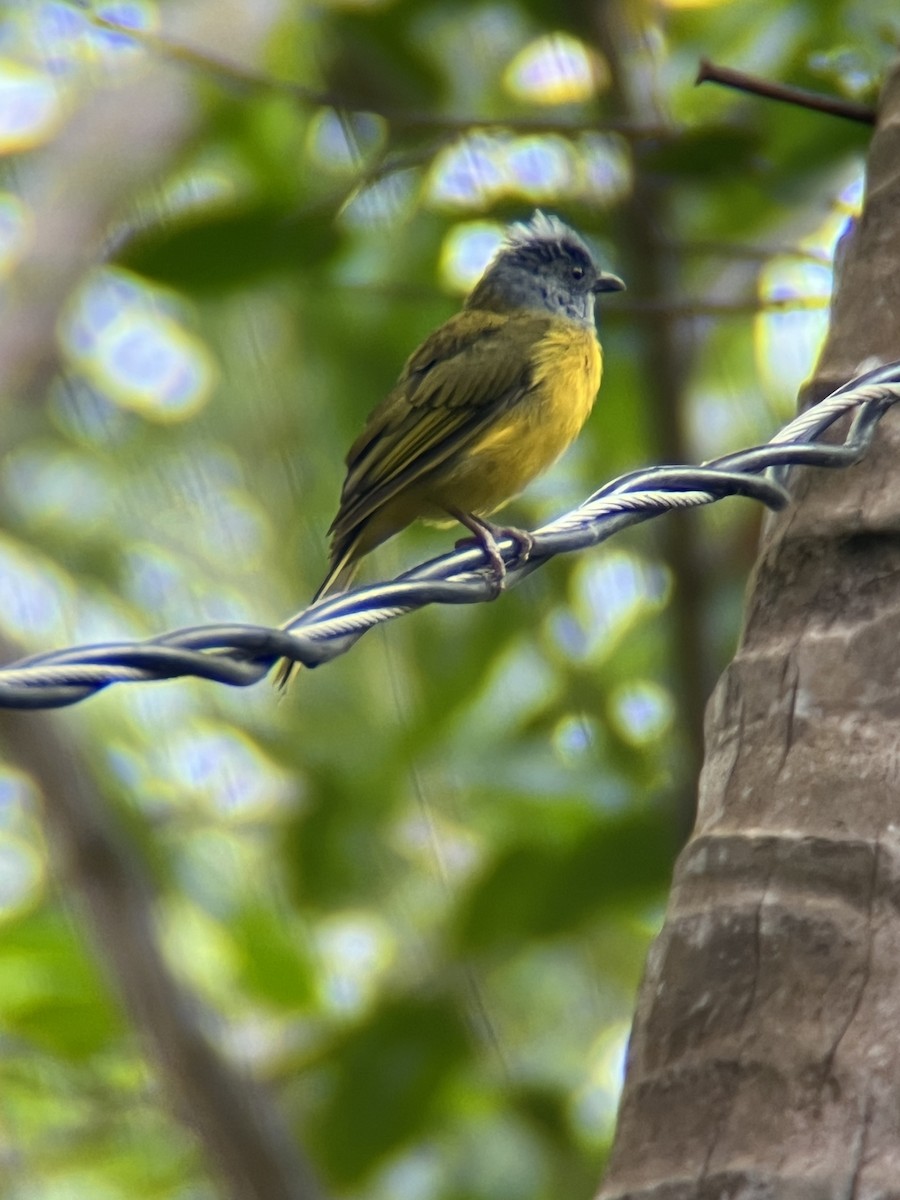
[89,13,671,140]
[669,239,832,265]
[0,362,898,710]
[613,296,828,319]
[696,58,876,125]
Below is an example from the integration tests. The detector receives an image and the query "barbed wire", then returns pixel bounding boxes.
[3,360,899,710]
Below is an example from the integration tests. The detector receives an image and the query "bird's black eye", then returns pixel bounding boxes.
[571,265,585,280]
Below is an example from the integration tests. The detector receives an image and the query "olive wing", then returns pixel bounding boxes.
[329,310,550,539]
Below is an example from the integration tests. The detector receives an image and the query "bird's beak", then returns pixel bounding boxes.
[593,271,626,294]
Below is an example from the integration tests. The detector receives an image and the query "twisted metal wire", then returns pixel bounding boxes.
[3,360,900,710]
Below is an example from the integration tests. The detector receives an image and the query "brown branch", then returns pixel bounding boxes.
[696,58,876,125]
[0,682,324,1200]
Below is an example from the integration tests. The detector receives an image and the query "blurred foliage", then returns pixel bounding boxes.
[0,0,887,1197]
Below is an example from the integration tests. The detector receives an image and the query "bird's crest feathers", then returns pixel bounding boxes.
[503,210,592,260]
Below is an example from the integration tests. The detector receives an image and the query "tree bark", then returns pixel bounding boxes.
[598,61,900,1200]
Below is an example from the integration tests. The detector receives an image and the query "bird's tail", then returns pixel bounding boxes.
[273,534,362,691]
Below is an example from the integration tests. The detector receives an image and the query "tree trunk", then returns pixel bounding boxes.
[598,61,900,1200]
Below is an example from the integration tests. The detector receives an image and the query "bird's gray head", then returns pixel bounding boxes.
[466,211,625,326]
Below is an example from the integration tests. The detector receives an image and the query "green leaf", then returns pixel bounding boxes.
[233,904,316,1009]
[118,205,341,291]
[310,994,469,1184]
[640,125,763,178]
[453,807,675,953]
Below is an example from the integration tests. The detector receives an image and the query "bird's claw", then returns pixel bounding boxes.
[453,521,533,597]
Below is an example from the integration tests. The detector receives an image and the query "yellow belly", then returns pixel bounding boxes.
[424,322,601,517]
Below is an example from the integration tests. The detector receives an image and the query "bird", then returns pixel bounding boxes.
[275,210,624,687]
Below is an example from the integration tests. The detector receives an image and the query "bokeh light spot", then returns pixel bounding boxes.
[122,543,189,614]
[90,1,156,56]
[571,1021,631,1144]
[340,168,418,229]
[439,221,504,292]
[428,133,510,208]
[505,32,608,105]
[555,551,670,661]
[578,133,633,205]
[430,130,630,210]
[32,1,88,77]
[552,713,598,766]
[166,724,294,821]
[161,899,239,997]
[32,0,157,73]
[0,535,68,639]
[315,911,396,1015]
[2,446,113,527]
[505,135,575,196]
[756,172,859,409]
[62,269,215,421]
[392,809,481,880]
[808,47,876,99]
[308,108,387,173]
[372,1148,443,1200]
[0,58,62,153]
[610,681,673,745]
[756,257,833,409]
[0,838,44,919]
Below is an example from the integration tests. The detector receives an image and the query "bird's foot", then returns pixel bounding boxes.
[492,523,535,566]
[451,512,533,597]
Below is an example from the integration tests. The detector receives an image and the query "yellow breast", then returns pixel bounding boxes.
[429,320,602,517]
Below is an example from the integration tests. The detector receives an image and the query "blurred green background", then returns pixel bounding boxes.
[0,0,888,1196]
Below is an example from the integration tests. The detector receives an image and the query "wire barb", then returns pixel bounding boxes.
[3,361,900,710]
